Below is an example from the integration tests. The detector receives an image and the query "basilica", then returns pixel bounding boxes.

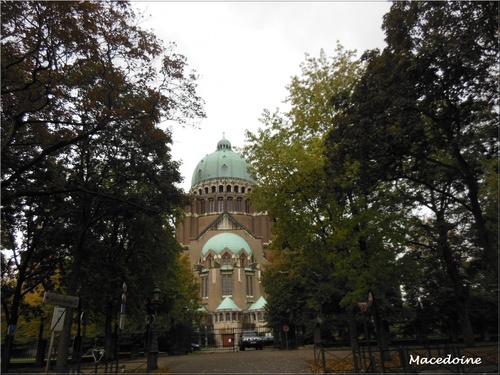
[175,138,272,333]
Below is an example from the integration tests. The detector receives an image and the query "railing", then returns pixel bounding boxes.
[315,344,498,373]
[190,326,276,353]
[7,327,277,368]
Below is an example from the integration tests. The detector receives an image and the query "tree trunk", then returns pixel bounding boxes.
[55,218,89,372]
[347,308,359,350]
[452,145,498,277]
[437,217,476,347]
[1,273,24,373]
[371,299,391,361]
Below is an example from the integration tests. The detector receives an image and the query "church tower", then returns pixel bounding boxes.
[176,137,272,332]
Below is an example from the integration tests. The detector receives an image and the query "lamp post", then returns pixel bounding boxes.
[357,292,375,373]
[147,287,161,374]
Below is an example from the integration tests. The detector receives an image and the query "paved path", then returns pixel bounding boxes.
[9,347,315,374]
[157,347,314,374]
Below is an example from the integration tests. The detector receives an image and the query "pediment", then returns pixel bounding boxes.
[196,213,254,240]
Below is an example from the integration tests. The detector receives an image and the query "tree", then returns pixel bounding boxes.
[1,1,205,371]
[246,45,406,352]
[384,1,498,276]
[324,1,498,346]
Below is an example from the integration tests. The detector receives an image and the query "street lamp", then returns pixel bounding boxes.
[147,287,161,374]
[357,292,375,373]
[152,287,161,303]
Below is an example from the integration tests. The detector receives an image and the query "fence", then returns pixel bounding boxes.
[190,326,277,353]
[6,326,278,369]
[315,344,498,373]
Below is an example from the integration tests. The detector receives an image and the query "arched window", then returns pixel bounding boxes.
[240,254,247,268]
[246,275,253,296]
[226,312,230,321]
[201,277,208,298]
[227,198,233,212]
[234,186,239,193]
[222,275,232,296]
[241,187,246,194]
[209,199,215,213]
[205,187,209,194]
[226,185,231,192]
[222,253,231,266]
[219,185,224,193]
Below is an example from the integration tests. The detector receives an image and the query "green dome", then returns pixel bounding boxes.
[191,138,255,186]
[201,233,252,257]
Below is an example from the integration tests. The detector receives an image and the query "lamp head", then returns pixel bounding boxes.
[152,287,161,302]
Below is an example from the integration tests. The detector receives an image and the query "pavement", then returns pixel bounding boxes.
[156,347,315,374]
[8,346,315,374]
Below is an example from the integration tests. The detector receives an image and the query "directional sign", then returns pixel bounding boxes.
[43,292,79,308]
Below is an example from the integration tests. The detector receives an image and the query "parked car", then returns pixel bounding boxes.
[239,331,263,351]
[262,333,274,346]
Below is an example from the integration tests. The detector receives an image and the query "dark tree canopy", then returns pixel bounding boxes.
[1,1,205,371]
[325,0,498,346]
[247,1,497,351]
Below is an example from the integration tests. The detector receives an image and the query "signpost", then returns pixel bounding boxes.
[45,307,67,374]
[43,292,79,374]
[43,292,79,308]
[283,325,290,350]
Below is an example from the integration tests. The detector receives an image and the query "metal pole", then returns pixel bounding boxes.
[147,313,158,373]
[146,317,151,374]
[45,330,56,374]
[363,312,375,372]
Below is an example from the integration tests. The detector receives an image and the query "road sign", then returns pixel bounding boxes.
[43,292,79,308]
[283,324,290,332]
[357,301,369,313]
[92,348,105,363]
[7,325,16,336]
[51,307,66,331]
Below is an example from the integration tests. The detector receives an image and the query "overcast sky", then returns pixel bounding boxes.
[134,1,392,192]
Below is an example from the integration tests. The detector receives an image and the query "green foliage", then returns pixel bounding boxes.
[245,44,406,334]
[325,0,498,345]
[247,1,498,347]
[1,0,205,355]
